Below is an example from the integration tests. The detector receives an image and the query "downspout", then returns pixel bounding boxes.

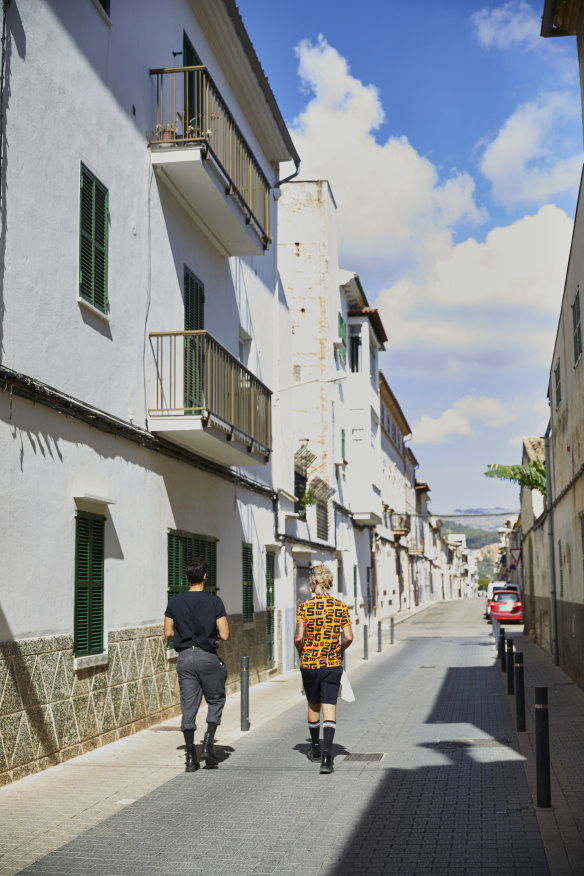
[275,158,300,189]
[544,420,559,665]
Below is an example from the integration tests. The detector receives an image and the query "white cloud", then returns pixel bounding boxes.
[413,393,535,445]
[377,205,573,376]
[472,1,542,51]
[290,37,486,276]
[480,93,583,208]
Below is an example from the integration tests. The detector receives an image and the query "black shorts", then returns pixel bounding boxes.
[301,665,343,705]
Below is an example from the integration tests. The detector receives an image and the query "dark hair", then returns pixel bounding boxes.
[185,558,208,584]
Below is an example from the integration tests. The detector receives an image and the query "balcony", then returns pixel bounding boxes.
[149,66,271,256]
[392,513,411,539]
[148,330,271,467]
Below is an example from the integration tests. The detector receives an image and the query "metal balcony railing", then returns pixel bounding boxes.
[149,65,271,247]
[149,330,272,453]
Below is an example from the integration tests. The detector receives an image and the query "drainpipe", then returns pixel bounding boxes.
[544,420,559,665]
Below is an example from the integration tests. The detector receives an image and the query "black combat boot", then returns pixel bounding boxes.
[185,745,199,772]
[202,731,219,767]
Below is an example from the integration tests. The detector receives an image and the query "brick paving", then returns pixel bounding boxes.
[0,601,582,874]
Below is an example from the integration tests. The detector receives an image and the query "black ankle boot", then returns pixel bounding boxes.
[320,751,333,774]
[202,731,218,766]
[185,745,199,772]
[309,741,321,762]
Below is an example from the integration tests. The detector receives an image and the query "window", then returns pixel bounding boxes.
[167,530,218,598]
[184,267,205,412]
[79,164,108,314]
[316,499,329,540]
[349,327,361,372]
[370,344,377,381]
[341,428,346,463]
[573,287,582,365]
[554,360,562,407]
[97,0,110,14]
[242,543,254,622]
[294,469,307,515]
[74,511,105,656]
[337,312,347,364]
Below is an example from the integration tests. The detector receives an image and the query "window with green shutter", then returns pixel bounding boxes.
[74,511,105,656]
[79,165,109,314]
[573,287,582,365]
[554,360,561,407]
[337,312,347,364]
[184,266,205,412]
[242,542,254,623]
[168,529,218,597]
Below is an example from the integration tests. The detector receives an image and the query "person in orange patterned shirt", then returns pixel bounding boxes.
[295,564,353,774]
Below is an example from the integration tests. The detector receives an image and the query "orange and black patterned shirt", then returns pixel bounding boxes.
[296,594,351,669]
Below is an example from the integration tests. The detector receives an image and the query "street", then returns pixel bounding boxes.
[0,600,559,875]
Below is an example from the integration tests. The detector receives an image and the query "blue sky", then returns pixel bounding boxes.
[238,0,583,514]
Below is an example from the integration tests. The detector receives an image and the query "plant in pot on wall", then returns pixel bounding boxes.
[297,485,317,518]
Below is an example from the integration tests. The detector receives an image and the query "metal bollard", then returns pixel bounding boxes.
[515,651,526,732]
[493,618,499,645]
[535,686,551,807]
[377,620,382,653]
[240,656,250,731]
[498,626,506,671]
[506,639,514,695]
[340,631,346,670]
[390,617,395,645]
[363,624,368,660]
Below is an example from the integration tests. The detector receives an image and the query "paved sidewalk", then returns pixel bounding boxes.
[0,601,582,875]
[500,627,584,876]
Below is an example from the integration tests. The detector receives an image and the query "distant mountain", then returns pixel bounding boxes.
[437,507,519,534]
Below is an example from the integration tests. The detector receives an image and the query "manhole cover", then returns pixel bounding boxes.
[343,753,385,762]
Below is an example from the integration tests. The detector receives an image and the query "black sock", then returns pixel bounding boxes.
[308,720,320,745]
[183,729,195,748]
[206,721,218,742]
[323,720,336,753]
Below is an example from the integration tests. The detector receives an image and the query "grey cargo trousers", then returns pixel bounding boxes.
[177,647,227,731]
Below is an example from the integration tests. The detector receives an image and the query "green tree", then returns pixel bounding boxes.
[484,458,546,497]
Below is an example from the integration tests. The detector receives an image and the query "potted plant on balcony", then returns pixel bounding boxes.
[152,123,176,145]
[177,110,200,141]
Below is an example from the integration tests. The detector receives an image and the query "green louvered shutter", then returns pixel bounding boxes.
[266,550,275,666]
[193,536,218,594]
[79,165,109,314]
[184,267,205,412]
[74,512,105,656]
[242,542,254,622]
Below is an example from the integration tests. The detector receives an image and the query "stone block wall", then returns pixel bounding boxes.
[0,610,281,785]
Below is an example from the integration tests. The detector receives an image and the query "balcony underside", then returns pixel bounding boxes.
[151,147,265,257]
[149,413,270,467]
[353,511,383,527]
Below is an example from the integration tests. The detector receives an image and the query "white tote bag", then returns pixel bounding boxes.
[339,669,355,702]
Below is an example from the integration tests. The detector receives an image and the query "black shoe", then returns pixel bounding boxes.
[320,751,333,774]
[308,742,321,763]
[185,745,200,773]
[202,732,219,767]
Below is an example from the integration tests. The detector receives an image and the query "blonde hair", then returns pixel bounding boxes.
[310,564,333,595]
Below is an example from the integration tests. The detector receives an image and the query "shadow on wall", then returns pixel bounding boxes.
[0,2,27,362]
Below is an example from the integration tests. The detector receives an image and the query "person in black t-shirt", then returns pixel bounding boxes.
[164,558,229,772]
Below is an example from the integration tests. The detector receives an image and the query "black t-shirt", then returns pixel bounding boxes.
[165,590,227,653]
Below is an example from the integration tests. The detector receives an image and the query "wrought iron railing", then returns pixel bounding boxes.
[149,330,272,454]
[149,65,271,247]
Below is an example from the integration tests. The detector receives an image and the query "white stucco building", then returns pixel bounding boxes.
[0,0,300,783]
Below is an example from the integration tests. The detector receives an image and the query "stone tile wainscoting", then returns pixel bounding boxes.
[0,611,280,784]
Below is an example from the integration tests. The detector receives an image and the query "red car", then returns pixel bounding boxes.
[490,591,523,624]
